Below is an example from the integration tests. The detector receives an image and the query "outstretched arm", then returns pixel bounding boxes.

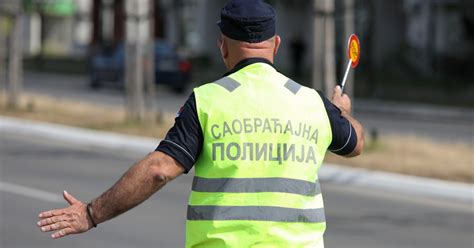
[37,151,185,239]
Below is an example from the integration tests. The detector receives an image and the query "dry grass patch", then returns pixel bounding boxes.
[0,93,174,138]
[325,135,473,183]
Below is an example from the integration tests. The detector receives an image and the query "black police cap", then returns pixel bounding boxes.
[218,0,276,43]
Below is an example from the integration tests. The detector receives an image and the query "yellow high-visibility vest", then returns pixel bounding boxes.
[187,62,332,248]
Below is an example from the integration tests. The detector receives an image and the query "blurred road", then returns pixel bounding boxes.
[1,132,473,248]
[18,72,474,143]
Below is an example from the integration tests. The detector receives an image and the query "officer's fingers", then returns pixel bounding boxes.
[51,227,74,239]
[341,95,352,113]
[332,86,343,101]
[341,93,351,101]
[38,208,65,219]
[333,85,342,95]
[38,215,66,227]
[63,191,79,205]
[40,221,70,233]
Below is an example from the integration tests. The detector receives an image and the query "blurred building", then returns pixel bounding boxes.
[403,0,474,75]
[6,0,473,81]
[156,0,474,78]
[22,0,81,56]
[158,0,315,72]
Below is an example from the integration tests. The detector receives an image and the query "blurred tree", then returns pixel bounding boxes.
[125,0,146,121]
[365,0,376,97]
[144,0,159,123]
[5,2,23,110]
[125,0,156,122]
[313,0,336,96]
[0,17,7,92]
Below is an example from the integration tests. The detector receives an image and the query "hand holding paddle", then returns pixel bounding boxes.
[340,34,360,93]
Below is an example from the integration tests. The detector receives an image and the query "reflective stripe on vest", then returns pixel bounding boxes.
[187,205,326,223]
[187,62,332,248]
[192,176,321,196]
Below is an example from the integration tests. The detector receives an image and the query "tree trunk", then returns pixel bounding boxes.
[313,0,336,97]
[144,0,159,122]
[125,0,147,122]
[313,0,324,91]
[7,13,23,109]
[0,17,6,95]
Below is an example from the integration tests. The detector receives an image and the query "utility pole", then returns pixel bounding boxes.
[0,17,6,94]
[342,0,355,98]
[101,0,114,43]
[174,0,185,48]
[144,0,158,122]
[313,0,336,97]
[7,6,23,109]
[125,0,148,121]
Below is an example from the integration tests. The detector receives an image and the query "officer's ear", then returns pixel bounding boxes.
[273,35,281,55]
[217,36,229,59]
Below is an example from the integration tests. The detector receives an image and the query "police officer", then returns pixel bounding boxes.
[37,0,364,247]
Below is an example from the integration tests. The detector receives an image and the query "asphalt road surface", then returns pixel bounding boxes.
[15,72,474,144]
[1,132,473,248]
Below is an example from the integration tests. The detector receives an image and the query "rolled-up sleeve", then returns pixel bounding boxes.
[155,93,203,173]
[317,91,357,156]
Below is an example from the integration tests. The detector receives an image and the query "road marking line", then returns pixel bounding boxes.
[0,181,63,203]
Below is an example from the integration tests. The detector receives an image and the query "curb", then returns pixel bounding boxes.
[0,116,157,153]
[354,99,474,123]
[319,164,473,203]
[1,116,472,203]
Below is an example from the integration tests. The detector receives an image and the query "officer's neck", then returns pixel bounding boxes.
[226,52,274,71]
[223,57,275,77]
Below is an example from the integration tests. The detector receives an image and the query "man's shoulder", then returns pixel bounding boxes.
[194,76,242,94]
[277,73,321,97]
